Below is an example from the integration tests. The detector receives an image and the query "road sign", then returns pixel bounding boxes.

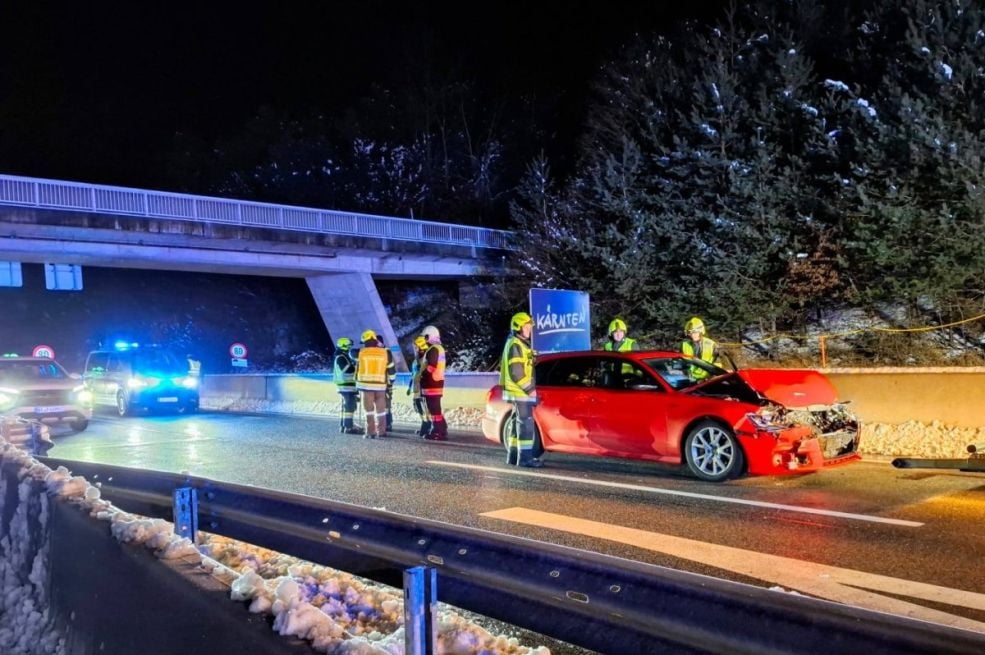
[229,342,248,358]
[529,288,591,353]
[231,358,248,368]
[32,345,55,359]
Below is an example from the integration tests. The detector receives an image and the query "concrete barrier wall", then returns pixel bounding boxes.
[825,368,985,428]
[202,369,985,429]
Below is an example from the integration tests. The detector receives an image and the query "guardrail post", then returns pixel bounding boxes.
[173,487,198,543]
[403,566,437,655]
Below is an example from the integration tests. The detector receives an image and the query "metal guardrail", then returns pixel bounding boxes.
[39,457,985,655]
[0,173,514,250]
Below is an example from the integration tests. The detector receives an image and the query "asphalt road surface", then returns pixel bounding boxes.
[50,410,985,635]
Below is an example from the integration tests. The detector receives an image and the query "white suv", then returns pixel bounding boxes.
[0,356,92,432]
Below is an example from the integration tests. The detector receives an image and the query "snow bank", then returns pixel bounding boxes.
[0,439,553,655]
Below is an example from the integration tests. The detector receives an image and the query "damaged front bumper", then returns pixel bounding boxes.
[740,404,862,475]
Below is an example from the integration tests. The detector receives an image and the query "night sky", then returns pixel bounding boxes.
[0,1,722,197]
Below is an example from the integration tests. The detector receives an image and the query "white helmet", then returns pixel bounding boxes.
[422,325,440,342]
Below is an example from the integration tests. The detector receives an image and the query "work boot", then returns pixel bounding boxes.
[519,453,544,468]
[417,421,431,437]
[506,448,519,465]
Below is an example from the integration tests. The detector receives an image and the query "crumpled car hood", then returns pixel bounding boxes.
[736,369,839,408]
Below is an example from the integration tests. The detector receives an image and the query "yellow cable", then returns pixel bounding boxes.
[718,311,985,348]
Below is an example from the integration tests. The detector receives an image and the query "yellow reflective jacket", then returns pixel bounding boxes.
[356,346,389,391]
[500,334,535,401]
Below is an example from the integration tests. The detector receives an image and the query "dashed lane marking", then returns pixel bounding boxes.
[429,461,923,527]
[482,507,985,633]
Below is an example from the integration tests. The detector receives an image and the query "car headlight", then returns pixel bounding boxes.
[0,387,18,411]
[746,408,785,433]
[73,385,93,404]
[175,376,198,389]
[128,376,160,389]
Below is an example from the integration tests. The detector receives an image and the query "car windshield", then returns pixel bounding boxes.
[0,360,69,382]
[133,350,186,374]
[642,356,728,391]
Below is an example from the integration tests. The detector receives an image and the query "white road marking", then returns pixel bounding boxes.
[483,507,985,633]
[428,461,923,527]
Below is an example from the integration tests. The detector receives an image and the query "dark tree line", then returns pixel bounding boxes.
[509,0,985,361]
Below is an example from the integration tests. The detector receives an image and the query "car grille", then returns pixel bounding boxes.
[819,430,859,459]
[18,389,73,406]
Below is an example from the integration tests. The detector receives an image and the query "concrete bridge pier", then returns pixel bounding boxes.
[307,272,408,371]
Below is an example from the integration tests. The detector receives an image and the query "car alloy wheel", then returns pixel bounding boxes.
[116,391,132,417]
[684,420,744,482]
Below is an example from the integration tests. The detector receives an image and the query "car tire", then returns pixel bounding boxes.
[501,412,545,458]
[116,391,132,417]
[683,420,744,482]
[69,419,89,432]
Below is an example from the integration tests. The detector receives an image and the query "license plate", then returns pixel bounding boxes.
[34,406,58,414]
[158,397,178,403]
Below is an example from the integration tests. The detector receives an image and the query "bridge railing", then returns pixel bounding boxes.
[0,173,515,250]
[37,456,985,655]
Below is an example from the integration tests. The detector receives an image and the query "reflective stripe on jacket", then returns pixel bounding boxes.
[500,334,535,401]
[333,351,357,390]
[421,344,446,396]
[356,346,389,391]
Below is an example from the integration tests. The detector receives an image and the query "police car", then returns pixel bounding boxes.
[83,342,199,416]
[0,354,92,432]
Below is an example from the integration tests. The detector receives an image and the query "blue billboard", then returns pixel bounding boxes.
[529,288,591,353]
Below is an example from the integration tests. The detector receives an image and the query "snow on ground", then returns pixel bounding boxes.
[0,440,552,655]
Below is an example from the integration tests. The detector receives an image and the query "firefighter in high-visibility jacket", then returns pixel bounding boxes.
[375,333,397,431]
[420,325,448,440]
[406,335,430,436]
[681,316,721,381]
[500,312,544,468]
[356,330,394,439]
[603,318,639,353]
[333,337,362,434]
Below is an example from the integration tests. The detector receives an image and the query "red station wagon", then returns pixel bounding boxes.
[482,351,861,482]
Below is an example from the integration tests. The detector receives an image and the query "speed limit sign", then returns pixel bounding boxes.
[229,342,248,358]
[33,344,55,359]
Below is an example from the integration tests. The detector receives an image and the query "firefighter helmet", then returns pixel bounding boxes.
[360,329,377,343]
[511,312,533,331]
[422,325,440,342]
[684,317,706,336]
[414,335,428,350]
[608,318,628,335]
[335,337,352,350]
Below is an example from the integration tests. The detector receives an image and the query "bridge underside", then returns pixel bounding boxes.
[1,208,505,371]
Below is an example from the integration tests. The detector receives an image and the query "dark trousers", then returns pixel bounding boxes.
[339,390,358,429]
[413,397,431,435]
[424,395,446,436]
[507,401,536,465]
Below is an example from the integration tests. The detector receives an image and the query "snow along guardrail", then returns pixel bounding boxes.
[23,452,985,655]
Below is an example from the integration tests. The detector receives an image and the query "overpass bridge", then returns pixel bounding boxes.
[0,174,514,369]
